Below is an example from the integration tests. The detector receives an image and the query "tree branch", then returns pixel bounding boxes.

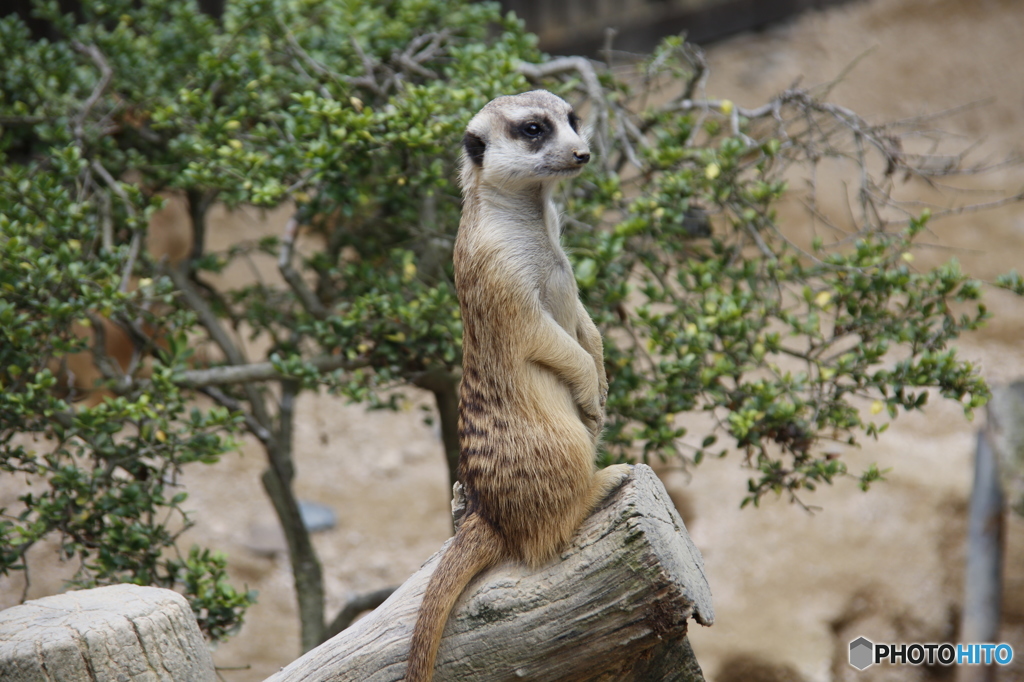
[411,368,461,491]
[71,41,113,141]
[324,587,397,642]
[174,354,365,388]
[279,215,329,319]
[165,262,276,436]
[197,386,275,447]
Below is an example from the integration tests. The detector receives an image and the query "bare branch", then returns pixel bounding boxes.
[278,215,329,319]
[166,265,245,366]
[96,189,115,252]
[165,263,276,436]
[119,231,142,293]
[0,115,45,125]
[174,353,364,388]
[83,313,129,392]
[279,19,336,98]
[346,36,384,96]
[197,385,275,447]
[324,587,397,641]
[393,31,448,79]
[71,41,113,141]
[90,160,136,215]
[89,158,149,282]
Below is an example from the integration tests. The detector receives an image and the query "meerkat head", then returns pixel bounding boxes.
[460,90,590,190]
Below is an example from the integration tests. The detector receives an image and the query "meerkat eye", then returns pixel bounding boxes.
[568,112,580,133]
[520,121,545,138]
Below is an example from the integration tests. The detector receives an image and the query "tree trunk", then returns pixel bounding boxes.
[0,584,216,682]
[269,378,326,652]
[413,368,462,490]
[265,464,714,682]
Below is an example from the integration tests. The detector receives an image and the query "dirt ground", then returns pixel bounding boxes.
[3,0,1024,680]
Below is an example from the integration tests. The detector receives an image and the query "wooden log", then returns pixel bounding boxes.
[0,583,215,682]
[267,463,714,682]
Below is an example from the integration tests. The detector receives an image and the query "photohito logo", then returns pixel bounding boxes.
[849,637,1015,670]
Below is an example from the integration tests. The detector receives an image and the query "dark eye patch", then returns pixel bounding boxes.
[508,115,553,149]
[521,121,545,137]
[568,111,580,133]
[516,118,548,139]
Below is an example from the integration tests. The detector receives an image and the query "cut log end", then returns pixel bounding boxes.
[0,583,216,682]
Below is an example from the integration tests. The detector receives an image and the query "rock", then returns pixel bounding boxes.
[298,500,338,532]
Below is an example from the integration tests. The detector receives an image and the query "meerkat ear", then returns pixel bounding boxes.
[463,132,486,167]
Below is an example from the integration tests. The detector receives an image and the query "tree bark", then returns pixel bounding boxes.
[412,368,462,490]
[265,464,714,682]
[0,584,215,682]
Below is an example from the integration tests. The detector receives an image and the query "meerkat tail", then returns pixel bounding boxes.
[406,514,504,682]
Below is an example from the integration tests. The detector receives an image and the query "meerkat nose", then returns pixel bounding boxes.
[573,150,591,165]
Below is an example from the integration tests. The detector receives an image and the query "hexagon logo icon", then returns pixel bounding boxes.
[849,637,874,670]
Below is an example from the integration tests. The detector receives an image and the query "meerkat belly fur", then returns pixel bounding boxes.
[405,90,632,682]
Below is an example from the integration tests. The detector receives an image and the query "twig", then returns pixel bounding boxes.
[346,36,384,96]
[278,216,329,319]
[84,312,129,391]
[98,189,114,252]
[815,46,876,101]
[324,586,397,641]
[119,231,142,293]
[90,160,135,214]
[165,263,276,435]
[393,31,448,79]
[90,158,150,279]
[602,28,617,71]
[909,190,1024,224]
[174,354,364,388]
[681,45,708,101]
[166,265,245,367]
[198,385,275,447]
[71,41,113,141]
[0,115,45,125]
[279,19,336,98]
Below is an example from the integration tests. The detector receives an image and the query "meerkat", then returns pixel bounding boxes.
[405,90,632,682]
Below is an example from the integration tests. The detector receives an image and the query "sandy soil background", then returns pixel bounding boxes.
[3,0,1024,680]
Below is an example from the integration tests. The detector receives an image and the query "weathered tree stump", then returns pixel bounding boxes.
[0,583,215,682]
[267,463,714,681]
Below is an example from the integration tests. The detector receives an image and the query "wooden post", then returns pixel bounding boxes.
[957,381,1024,682]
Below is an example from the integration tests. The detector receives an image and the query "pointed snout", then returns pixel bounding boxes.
[573,149,591,165]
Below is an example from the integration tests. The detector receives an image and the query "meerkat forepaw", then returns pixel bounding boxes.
[590,463,633,507]
[602,462,633,488]
[604,463,633,484]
